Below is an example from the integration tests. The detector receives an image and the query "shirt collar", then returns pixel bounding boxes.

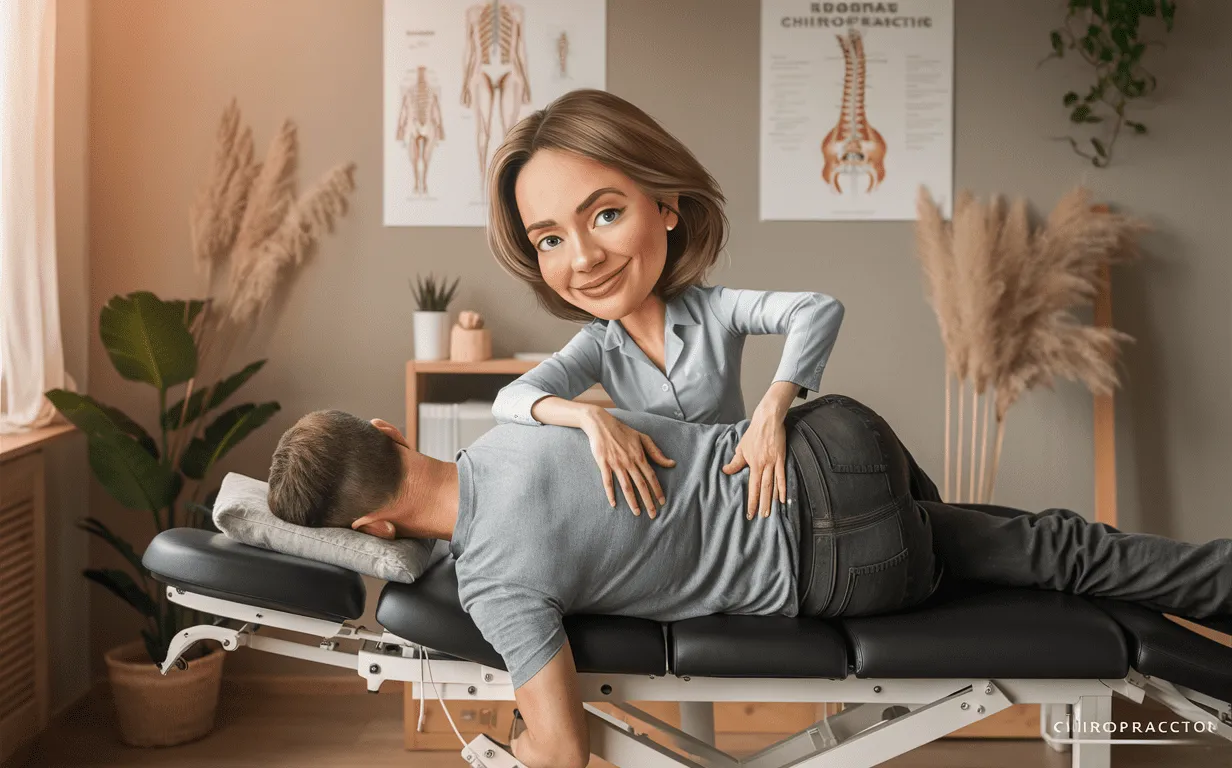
[665,291,701,328]
[599,289,700,351]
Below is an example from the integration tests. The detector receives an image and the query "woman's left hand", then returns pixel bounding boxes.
[722,404,789,520]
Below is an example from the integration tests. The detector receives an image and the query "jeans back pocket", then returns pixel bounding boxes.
[832,547,910,617]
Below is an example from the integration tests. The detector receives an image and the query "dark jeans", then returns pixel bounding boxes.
[786,394,1232,621]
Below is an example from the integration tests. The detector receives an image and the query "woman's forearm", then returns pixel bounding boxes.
[758,379,801,419]
[530,396,605,429]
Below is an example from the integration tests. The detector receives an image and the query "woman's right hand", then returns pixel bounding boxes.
[579,408,676,518]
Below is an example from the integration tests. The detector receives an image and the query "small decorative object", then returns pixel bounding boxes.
[1043,0,1177,167]
[913,185,1146,503]
[412,273,459,361]
[450,309,492,362]
[43,98,353,747]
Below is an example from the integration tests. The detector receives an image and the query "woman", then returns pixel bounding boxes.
[487,89,845,521]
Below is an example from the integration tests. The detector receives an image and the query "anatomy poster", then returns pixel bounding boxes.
[760,1,953,221]
[384,0,606,227]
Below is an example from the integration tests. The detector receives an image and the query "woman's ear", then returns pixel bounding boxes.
[660,196,680,231]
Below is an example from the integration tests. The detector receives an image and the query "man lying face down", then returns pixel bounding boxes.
[267,395,1232,768]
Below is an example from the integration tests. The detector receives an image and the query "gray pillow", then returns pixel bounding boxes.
[211,472,449,583]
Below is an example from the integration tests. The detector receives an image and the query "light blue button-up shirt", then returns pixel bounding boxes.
[493,285,845,426]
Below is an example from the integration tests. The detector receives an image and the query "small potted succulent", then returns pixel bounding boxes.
[411,273,460,360]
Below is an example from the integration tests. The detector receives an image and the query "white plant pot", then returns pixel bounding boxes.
[413,310,451,361]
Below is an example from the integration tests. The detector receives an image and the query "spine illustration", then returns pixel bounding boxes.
[821,28,887,194]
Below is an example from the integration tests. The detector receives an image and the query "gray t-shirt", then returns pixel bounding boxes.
[451,409,801,688]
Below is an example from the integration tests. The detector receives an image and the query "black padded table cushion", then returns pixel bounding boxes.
[143,528,366,622]
[840,583,1130,679]
[670,615,848,678]
[1093,598,1232,704]
[377,557,667,677]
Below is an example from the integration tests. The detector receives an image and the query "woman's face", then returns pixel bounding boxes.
[514,149,678,320]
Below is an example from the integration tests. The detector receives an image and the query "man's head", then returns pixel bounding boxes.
[268,410,407,535]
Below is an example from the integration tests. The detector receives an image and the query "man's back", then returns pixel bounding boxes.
[451,409,800,687]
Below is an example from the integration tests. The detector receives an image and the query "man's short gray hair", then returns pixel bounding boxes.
[267,410,403,528]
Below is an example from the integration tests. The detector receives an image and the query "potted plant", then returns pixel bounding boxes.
[46,291,279,746]
[41,99,356,747]
[1043,0,1177,167]
[411,273,460,360]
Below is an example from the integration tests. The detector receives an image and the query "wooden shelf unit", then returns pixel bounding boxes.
[404,358,612,448]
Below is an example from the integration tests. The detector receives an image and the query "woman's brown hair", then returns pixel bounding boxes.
[487,89,729,323]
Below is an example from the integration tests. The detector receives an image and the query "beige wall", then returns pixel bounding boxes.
[79,0,1232,676]
[43,0,93,710]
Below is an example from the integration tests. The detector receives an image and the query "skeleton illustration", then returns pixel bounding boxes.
[820,28,887,194]
[461,0,531,188]
[396,66,445,196]
[557,31,569,77]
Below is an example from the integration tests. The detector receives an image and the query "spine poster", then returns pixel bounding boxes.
[384,0,607,227]
[760,1,954,221]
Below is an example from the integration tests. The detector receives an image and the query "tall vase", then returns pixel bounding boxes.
[413,310,451,361]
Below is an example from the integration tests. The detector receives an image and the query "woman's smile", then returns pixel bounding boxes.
[575,260,629,299]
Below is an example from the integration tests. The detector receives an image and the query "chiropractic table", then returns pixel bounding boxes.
[145,528,1232,768]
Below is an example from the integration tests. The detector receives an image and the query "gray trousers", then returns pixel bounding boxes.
[786,394,1232,621]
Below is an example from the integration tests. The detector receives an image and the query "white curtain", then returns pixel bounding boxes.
[0,0,66,433]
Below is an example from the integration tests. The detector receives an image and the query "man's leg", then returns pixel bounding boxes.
[920,500,1232,620]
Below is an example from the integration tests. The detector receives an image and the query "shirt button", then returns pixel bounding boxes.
[675,409,683,417]
[661,383,670,392]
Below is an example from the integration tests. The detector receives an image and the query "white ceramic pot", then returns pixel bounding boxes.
[413,310,451,361]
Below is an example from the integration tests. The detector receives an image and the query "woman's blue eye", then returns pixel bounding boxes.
[536,208,622,251]
[595,208,623,226]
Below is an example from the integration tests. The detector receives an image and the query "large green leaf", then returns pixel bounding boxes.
[180,402,280,480]
[87,431,180,512]
[162,360,266,431]
[45,389,158,458]
[79,517,146,575]
[99,291,197,390]
[84,568,158,617]
[166,299,207,330]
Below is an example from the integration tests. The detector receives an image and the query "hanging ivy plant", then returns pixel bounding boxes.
[1044,0,1177,167]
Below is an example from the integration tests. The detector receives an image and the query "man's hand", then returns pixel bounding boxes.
[722,381,797,519]
[510,642,589,768]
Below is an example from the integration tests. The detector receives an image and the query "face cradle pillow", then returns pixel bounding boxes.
[211,472,449,583]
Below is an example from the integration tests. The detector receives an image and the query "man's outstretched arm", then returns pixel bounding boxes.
[511,641,588,768]
[462,582,587,768]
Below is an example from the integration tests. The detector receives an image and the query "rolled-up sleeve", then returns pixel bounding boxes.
[492,328,604,425]
[708,287,845,393]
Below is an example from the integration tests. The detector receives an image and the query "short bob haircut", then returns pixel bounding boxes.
[487,89,729,323]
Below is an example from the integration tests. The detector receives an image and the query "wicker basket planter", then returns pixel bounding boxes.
[103,640,224,746]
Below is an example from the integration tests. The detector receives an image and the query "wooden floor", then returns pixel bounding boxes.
[7,684,1229,768]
